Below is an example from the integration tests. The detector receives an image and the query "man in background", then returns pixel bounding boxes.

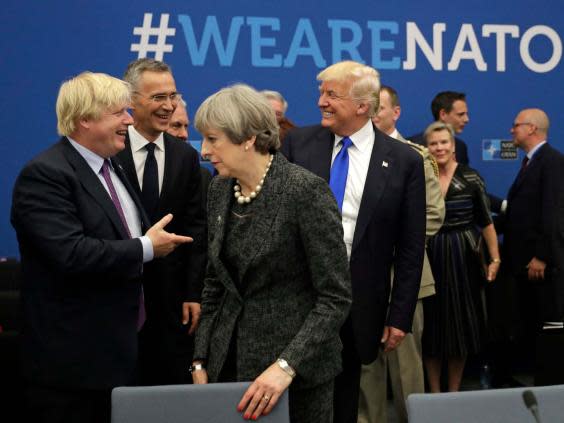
[499,109,563,362]
[168,98,190,141]
[409,91,469,165]
[166,97,213,207]
[261,89,297,142]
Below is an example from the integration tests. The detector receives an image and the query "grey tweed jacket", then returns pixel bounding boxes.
[193,153,352,389]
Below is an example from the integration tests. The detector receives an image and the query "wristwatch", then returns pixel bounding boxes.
[189,362,205,373]
[276,358,296,378]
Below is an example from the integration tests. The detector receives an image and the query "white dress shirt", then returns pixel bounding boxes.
[331,120,375,259]
[128,126,165,194]
[389,128,400,140]
[67,137,153,263]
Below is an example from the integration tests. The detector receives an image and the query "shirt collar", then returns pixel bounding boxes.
[128,125,165,153]
[389,128,400,140]
[527,140,547,160]
[67,137,107,174]
[334,120,374,153]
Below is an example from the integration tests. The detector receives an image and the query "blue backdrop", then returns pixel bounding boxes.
[1,0,562,256]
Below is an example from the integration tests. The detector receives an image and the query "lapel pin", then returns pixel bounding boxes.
[382,161,389,168]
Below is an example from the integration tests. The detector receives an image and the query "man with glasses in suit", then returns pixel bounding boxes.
[117,58,206,386]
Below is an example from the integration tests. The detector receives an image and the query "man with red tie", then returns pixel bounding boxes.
[499,108,563,369]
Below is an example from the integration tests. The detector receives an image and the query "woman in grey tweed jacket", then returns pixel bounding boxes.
[191,84,352,423]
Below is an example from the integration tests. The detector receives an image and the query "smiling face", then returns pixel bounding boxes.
[200,127,247,178]
[426,128,456,166]
[81,104,133,157]
[318,79,367,137]
[131,70,178,141]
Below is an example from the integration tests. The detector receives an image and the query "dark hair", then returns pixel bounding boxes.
[431,91,466,120]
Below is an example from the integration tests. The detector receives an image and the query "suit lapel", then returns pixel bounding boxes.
[352,130,392,254]
[61,139,130,239]
[118,136,142,195]
[158,135,175,214]
[508,144,547,200]
[310,128,334,182]
[208,178,241,298]
[112,158,151,232]
[236,154,286,291]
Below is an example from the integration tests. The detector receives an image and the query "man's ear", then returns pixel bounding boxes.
[78,117,90,130]
[393,106,401,123]
[357,102,369,116]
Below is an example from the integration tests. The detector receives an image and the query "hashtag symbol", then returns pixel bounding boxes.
[131,13,176,61]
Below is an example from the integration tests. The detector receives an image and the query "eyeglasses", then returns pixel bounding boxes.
[512,122,532,129]
[135,92,183,104]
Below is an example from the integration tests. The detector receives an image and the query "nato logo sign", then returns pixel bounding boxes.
[482,139,518,161]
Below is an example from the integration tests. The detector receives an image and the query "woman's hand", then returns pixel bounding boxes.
[237,362,293,420]
[486,261,500,282]
[192,368,208,384]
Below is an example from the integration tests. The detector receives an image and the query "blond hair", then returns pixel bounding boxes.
[423,121,455,144]
[194,84,280,153]
[317,61,381,116]
[56,72,131,136]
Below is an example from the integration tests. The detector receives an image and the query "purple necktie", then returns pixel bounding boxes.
[101,160,146,330]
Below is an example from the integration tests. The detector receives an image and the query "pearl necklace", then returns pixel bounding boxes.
[234,154,274,205]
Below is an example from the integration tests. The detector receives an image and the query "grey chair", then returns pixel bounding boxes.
[407,384,564,423]
[112,382,290,423]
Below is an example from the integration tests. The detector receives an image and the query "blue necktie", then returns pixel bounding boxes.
[329,137,353,212]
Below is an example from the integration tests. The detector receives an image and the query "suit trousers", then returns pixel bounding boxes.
[24,384,111,423]
[290,380,334,423]
[334,318,362,423]
[357,301,424,423]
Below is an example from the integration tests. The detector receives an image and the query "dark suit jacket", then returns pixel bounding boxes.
[409,132,469,165]
[499,143,563,276]
[11,138,149,389]
[282,125,426,364]
[194,153,352,389]
[115,134,206,345]
[553,153,564,318]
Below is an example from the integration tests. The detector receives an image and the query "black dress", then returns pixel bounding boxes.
[423,164,493,358]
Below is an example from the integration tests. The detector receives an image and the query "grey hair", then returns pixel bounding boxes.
[123,58,172,91]
[194,84,280,154]
[424,121,455,144]
[260,90,288,113]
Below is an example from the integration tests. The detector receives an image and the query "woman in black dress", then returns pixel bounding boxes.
[423,122,500,392]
